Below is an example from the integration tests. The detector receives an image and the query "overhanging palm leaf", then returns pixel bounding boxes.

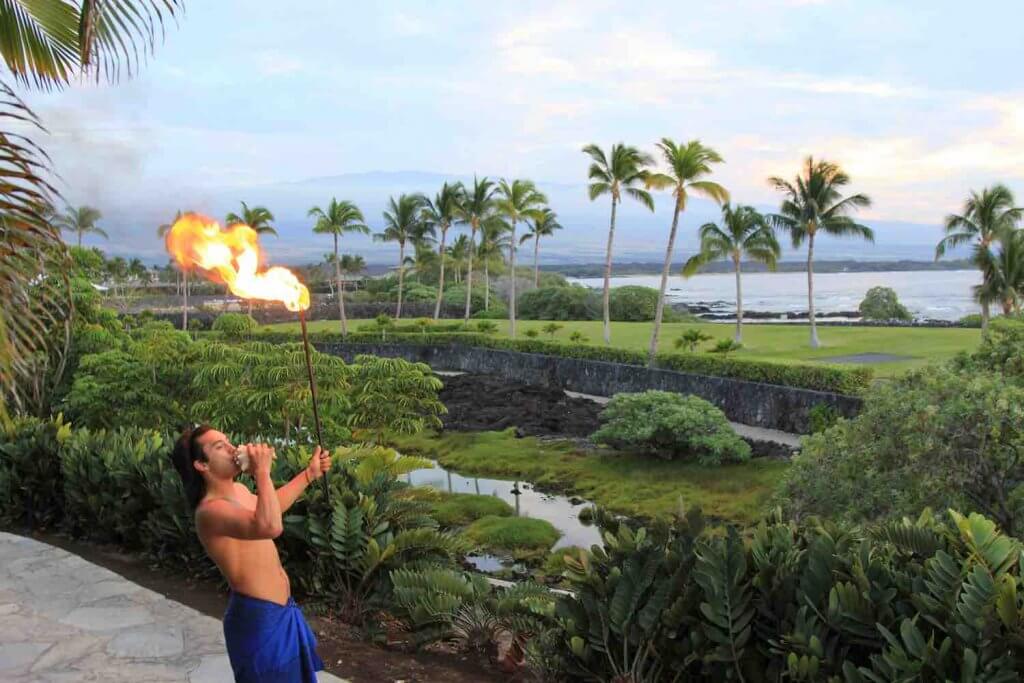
[0,80,67,420]
[0,0,182,90]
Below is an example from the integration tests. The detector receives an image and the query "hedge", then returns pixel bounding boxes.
[252,330,872,394]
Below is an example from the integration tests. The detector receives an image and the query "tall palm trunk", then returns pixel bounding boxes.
[464,225,476,321]
[647,195,682,365]
[396,241,406,319]
[807,231,819,348]
[533,236,540,288]
[602,196,619,345]
[182,270,189,331]
[434,223,447,320]
[485,260,490,310]
[734,253,743,343]
[509,218,518,338]
[334,234,347,335]
[981,301,991,330]
[77,231,82,248]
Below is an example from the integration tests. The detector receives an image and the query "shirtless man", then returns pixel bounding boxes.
[171,424,332,683]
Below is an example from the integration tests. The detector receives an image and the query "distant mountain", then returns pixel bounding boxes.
[90,170,965,266]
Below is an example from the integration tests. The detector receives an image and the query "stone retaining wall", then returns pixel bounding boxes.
[316,342,862,434]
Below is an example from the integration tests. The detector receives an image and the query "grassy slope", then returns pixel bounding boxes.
[265,319,979,377]
[395,430,789,525]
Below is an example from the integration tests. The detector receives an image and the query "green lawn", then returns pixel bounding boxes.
[394,429,790,525]
[265,318,980,377]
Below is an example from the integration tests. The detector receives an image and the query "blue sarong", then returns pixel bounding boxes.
[223,592,324,683]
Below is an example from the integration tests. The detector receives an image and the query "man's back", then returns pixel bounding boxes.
[197,482,291,605]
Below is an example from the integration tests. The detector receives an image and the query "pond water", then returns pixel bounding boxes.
[406,460,603,552]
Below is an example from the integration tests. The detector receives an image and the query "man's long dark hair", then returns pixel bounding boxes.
[172,424,214,509]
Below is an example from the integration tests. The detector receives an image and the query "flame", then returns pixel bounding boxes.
[164,212,309,312]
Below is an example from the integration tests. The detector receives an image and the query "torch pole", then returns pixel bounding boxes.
[299,309,330,499]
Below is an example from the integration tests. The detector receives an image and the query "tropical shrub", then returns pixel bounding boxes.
[608,285,659,321]
[593,390,750,465]
[676,328,713,352]
[64,349,185,430]
[0,416,70,528]
[442,284,486,312]
[517,285,600,321]
[709,338,742,355]
[212,312,257,339]
[347,355,445,444]
[398,282,437,303]
[859,285,912,321]
[528,507,1024,682]
[190,341,352,443]
[778,364,1024,533]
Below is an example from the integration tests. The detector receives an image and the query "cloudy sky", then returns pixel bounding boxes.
[21,0,1024,263]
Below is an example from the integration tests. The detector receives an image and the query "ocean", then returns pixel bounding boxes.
[568,270,982,321]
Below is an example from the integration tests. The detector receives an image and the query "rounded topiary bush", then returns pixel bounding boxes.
[518,285,600,320]
[859,286,912,321]
[212,312,257,339]
[593,390,751,465]
[608,285,659,321]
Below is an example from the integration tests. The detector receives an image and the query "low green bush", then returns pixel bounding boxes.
[0,416,69,528]
[859,285,912,321]
[517,285,600,320]
[593,390,751,465]
[429,493,513,528]
[608,285,659,321]
[777,363,1024,534]
[212,312,257,339]
[463,515,560,560]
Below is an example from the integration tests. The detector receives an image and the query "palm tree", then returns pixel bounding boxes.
[768,157,873,348]
[56,205,106,247]
[479,216,511,311]
[308,198,369,336]
[422,182,465,319]
[446,235,470,284]
[226,201,277,236]
[0,2,183,420]
[974,228,1024,317]
[158,211,189,330]
[495,179,547,337]
[375,194,425,319]
[520,207,563,288]
[643,139,729,364]
[339,254,366,289]
[936,185,1023,329]
[683,204,780,344]
[583,143,655,344]
[454,176,497,321]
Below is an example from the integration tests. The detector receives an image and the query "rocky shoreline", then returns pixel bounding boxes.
[671,302,969,327]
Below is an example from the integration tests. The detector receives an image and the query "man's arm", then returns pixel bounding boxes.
[198,467,283,540]
[276,446,331,513]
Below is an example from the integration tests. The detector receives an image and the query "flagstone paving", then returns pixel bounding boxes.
[0,531,349,682]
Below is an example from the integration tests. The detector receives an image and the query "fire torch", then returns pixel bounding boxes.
[164,213,330,497]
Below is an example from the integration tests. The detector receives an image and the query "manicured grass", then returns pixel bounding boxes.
[429,492,514,528]
[264,318,980,377]
[463,515,561,560]
[393,429,790,525]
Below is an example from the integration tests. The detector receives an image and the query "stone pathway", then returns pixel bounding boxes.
[0,532,348,682]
